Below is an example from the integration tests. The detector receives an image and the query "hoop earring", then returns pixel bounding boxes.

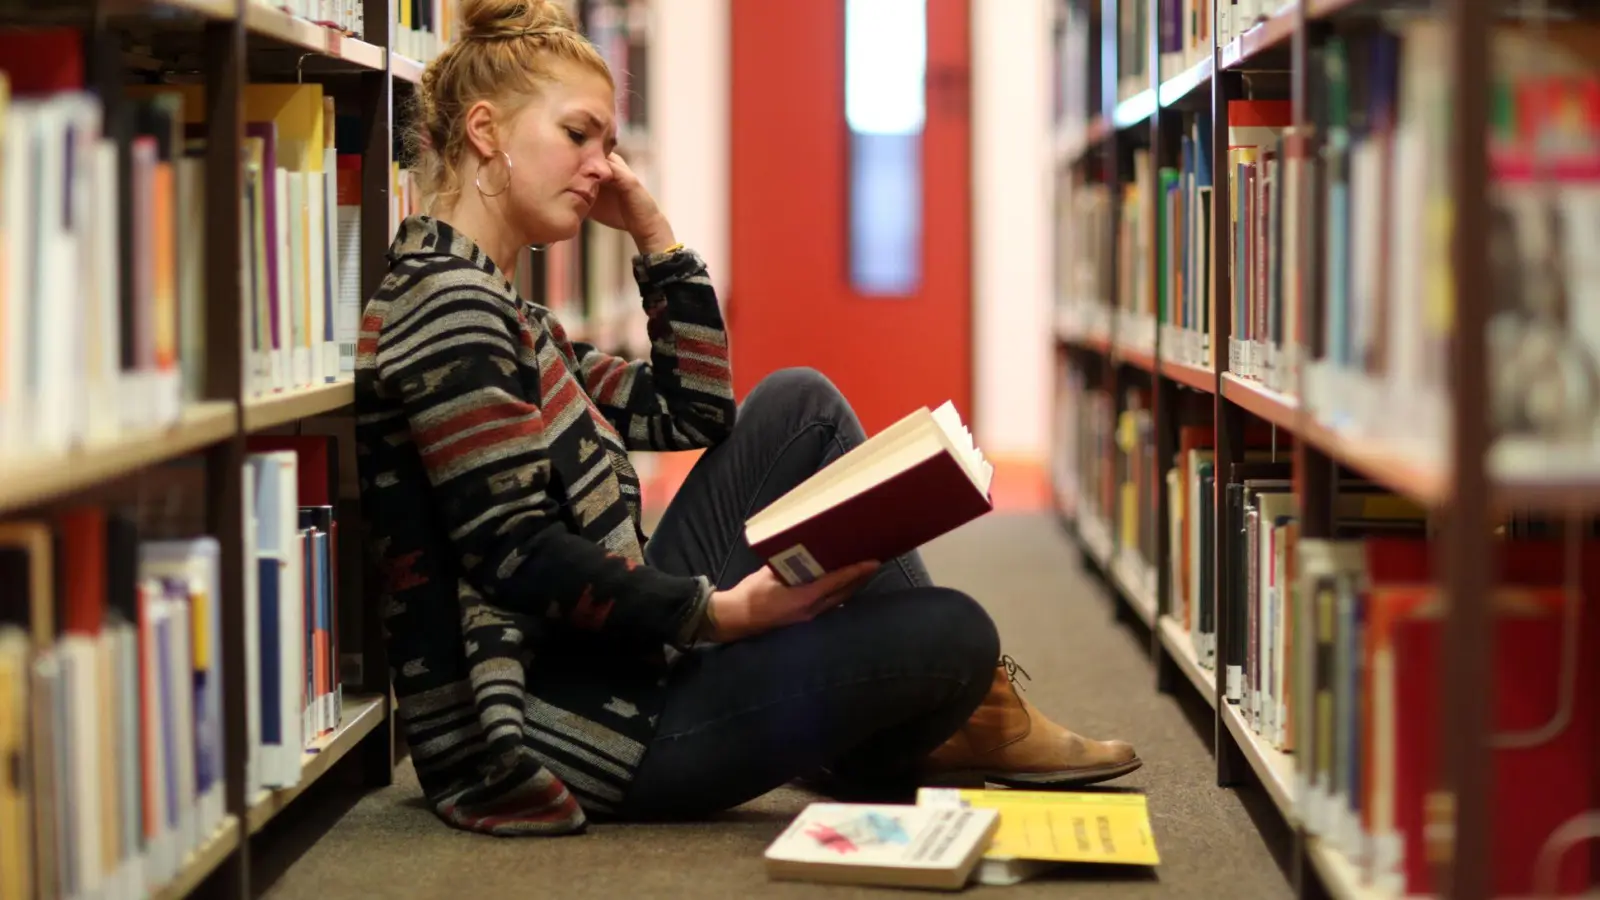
[475,150,512,198]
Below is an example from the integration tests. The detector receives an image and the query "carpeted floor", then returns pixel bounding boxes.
[256,514,1292,898]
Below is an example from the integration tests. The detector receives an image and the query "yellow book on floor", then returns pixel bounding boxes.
[917,788,1160,885]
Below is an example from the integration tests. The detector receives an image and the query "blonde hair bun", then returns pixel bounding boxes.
[406,0,611,212]
[459,0,578,41]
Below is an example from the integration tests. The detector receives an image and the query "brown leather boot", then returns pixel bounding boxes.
[923,656,1142,789]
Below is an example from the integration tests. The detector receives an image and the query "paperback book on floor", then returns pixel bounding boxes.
[917,788,1161,886]
[745,401,994,586]
[763,802,1000,891]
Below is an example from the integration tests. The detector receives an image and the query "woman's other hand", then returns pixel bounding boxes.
[705,561,882,642]
[589,151,677,254]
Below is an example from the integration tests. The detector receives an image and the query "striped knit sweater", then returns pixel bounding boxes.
[354,215,737,835]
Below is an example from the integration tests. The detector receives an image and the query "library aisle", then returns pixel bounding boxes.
[257,512,1291,899]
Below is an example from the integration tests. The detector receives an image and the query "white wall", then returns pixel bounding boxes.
[647,0,730,297]
[972,0,1053,460]
[651,0,1052,460]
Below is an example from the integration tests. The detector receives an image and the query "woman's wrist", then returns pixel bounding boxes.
[697,590,724,642]
[631,216,678,256]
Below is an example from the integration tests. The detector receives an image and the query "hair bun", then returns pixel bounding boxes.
[460,0,576,41]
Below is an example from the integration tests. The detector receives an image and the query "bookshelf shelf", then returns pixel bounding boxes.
[1220,373,1297,432]
[1111,550,1157,627]
[1304,838,1374,900]
[1052,0,1577,896]
[1159,57,1213,107]
[102,0,238,19]
[243,382,356,433]
[1060,330,1113,357]
[246,693,388,836]
[392,51,424,84]
[1157,616,1215,707]
[1218,698,1295,822]
[1112,88,1157,130]
[1055,115,1110,166]
[151,816,241,900]
[244,5,385,70]
[1160,358,1215,393]
[1077,508,1115,570]
[1219,3,1298,70]
[1114,344,1158,376]
[0,401,237,517]
[1298,419,1451,507]
[1307,0,1369,17]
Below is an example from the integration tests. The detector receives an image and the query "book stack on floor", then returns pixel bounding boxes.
[764,789,1160,891]
[1051,0,1600,896]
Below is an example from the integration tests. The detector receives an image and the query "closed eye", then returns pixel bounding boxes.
[566,128,585,145]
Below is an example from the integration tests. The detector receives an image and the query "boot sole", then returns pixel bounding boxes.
[928,758,1144,790]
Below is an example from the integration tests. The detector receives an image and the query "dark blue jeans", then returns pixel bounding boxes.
[619,368,1000,820]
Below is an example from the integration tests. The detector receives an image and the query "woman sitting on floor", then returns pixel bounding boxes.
[354,0,1141,834]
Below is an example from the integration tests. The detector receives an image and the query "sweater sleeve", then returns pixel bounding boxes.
[565,246,738,451]
[376,279,713,649]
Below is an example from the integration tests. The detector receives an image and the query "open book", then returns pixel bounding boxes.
[745,401,995,586]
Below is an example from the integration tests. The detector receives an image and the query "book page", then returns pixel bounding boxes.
[745,429,947,548]
[929,401,994,496]
[745,405,934,533]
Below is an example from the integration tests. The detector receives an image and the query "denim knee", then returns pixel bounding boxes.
[740,367,863,440]
[916,588,1001,680]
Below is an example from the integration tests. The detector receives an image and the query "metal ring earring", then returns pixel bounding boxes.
[475,150,513,198]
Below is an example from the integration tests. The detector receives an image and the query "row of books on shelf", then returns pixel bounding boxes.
[1216,0,1290,49]
[1115,0,1151,102]
[252,0,365,37]
[583,0,651,134]
[1051,0,1098,149]
[0,434,353,900]
[0,48,199,459]
[1158,0,1214,82]
[392,0,455,63]
[0,32,372,465]
[1056,20,1600,477]
[1056,366,1599,896]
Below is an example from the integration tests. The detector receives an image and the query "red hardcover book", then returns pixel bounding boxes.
[745,402,993,585]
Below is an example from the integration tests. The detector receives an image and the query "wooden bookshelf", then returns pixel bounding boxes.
[1055,114,1110,166]
[0,401,237,517]
[243,382,357,432]
[102,0,239,18]
[1160,357,1214,394]
[244,3,385,70]
[1219,698,1296,821]
[1159,56,1213,107]
[152,817,242,900]
[247,694,389,835]
[1157,615,1215,707]
[1112,87,1157,130]
[392,51,424,84]
[1219,2,1297,70]
[1220,373,1297,432]
[1050,1,1575,897]
[1299,419,1452,507]
[0,0,442,894]
[1305,838,1373,900]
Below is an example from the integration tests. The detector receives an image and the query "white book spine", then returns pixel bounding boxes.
[273,166,291,393]
[243,462,264,800]
[307,173,327,386]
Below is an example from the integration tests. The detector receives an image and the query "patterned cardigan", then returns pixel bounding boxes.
[354,216,737,835]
